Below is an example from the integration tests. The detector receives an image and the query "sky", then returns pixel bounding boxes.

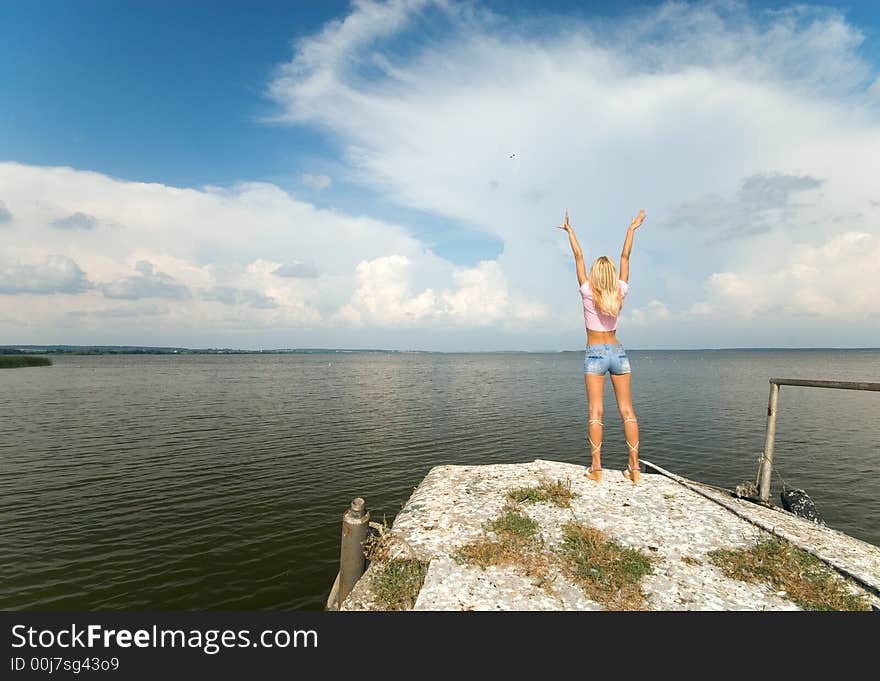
[1,0,879,351]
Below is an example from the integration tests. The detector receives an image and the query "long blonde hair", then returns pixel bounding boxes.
[589,256,622,316]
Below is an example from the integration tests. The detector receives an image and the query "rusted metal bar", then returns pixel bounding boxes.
[337,498,370,607]
[325,571,341,611]
[756,378,879,504]
[770,378,880,391]
[757,382,780,503]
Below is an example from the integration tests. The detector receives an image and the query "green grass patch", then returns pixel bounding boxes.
[557,522,654,610]
[0,355,52,368]
[456,507,549,582]
[486,509,540,540]
[371,558,429,611]
[506,478,576,508]
[708,538,870,611]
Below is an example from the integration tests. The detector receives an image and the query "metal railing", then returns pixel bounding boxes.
[756,378,880,503]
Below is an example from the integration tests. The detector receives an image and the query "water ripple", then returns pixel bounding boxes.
[1,350,878,610]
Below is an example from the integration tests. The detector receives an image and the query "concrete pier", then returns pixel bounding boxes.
[340,459,880,611]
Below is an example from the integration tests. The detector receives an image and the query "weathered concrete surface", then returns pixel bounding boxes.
[644,460,880,598]
[341,459,880,611]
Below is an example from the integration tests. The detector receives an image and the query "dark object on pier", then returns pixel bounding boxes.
[735,480,758,499]
[780,488,824,524]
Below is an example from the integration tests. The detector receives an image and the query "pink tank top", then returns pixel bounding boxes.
[579,279,628,332]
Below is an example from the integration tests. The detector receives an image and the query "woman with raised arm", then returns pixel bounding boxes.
[557,208,646,484]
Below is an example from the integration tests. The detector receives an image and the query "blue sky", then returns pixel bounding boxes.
[1,0,879,349]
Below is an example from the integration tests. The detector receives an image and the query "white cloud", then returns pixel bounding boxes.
[52,211,98,230]
[0,254,91,294]
[336,255,543,327]
[263,0,880,347]
[336,255,438,326]
[626,299,671,326]
[4,1,880,348]
[441,260,545,327]
[101,260,190,300]
[700,231,880,320]
[0,161,544,345]
[273,261,319,278]
[301,173,332,191]
[202,286,279,309]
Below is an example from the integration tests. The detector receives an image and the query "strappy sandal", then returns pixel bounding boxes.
[585,418,603,483]
[623,417,640,485]
[622,462,640,485]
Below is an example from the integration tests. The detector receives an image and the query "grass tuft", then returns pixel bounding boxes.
[556,522,654,610]
[486,508,540,540]
[455,507,550,582]
[506,478,576,508]
[371,559,429,611]
[708,538,870,611]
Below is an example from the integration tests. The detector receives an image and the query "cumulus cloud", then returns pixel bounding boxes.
[0,255,91,294]
[3,1,880,348]
[101,261,190,300]
[337,255,438,326]
[626,299,671,326]
[337,255,544,327]
[52,212,98,230]
[263,0,880,347]
[302,173,332,191]
[0,200,11,224]
[273,261,319,278]
[0,161,545,345]
[202,286,279,309]
[698,231,880,320]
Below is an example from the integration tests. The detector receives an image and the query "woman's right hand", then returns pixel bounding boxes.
[629,209,646,230]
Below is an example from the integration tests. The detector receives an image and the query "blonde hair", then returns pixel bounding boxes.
[589,256,622,316]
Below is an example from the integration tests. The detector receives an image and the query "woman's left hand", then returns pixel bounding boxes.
[556,209,572,232]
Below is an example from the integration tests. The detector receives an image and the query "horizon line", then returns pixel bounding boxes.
[3,344,880,354]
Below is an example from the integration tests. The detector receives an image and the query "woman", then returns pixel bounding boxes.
[557,208,646,484]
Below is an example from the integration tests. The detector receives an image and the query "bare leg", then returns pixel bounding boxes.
[610,373,640,471]
[584,374,605,472]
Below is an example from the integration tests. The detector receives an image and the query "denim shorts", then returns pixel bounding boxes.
[583,344,631,375]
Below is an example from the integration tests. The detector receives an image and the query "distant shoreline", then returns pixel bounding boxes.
[2,345,878,356]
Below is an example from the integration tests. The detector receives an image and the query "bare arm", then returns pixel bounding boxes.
[619,209,646,283]
[557,210,587,286]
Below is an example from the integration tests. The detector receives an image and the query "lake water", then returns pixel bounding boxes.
[1,350,878,610]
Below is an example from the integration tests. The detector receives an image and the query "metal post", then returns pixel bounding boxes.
[337,497,370,606]
[757,382,780,503]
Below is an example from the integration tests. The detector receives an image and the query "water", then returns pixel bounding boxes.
[1,350,878,610]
